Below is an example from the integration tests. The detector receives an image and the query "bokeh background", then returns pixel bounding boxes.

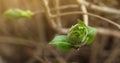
[0,0,119,63]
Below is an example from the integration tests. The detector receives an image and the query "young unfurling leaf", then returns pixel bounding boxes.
[67,20,88,46]
[49,20,97,51]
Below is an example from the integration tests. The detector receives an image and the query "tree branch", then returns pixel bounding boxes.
[52,11,120,29]
[77,0,89,26]
[81,0,120,14]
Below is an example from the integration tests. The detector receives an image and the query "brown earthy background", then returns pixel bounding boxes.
[0,0,120,63]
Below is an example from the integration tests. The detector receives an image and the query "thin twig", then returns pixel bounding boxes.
[97,27,120,38]
[77,0,89,26]
[82,0,120,14]
[48,46,67,63]
[0,56,6,63]
[35,2,120,15]
[34,4,79,14]
[104,44,120,63]
[0,36,37,48]
[54,0,62,27]
[50,27,120,38]
[90,38,99,63]
[40,0,120,36]
[41,0,56,29]
[51,11,120,29]
[41,0,67,34]
[34,55,45,63]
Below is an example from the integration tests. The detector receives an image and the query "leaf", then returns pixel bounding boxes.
[21,10,33,18]
[3,9,33,19]
[85,27,97,45]
[4,9,22,19]
[49,35,73,51]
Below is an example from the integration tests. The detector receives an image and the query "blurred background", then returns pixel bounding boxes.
[0,0,120,63]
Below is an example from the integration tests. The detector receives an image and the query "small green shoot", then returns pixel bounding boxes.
[3,9,34,19]
[49,20,97,51]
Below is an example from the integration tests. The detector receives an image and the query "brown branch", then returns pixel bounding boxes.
[51,11,120,29]
[41,0,56,30]
[47,45,67,63]
[51,27,120,38]
[34,4,79,14]
[103,44,120,63]
[39,1,120,36]
[0,36,37,48]
[34,55,46,63]
[90,38,99,63]
[35,2,120,15]
[53,0,62,27]
[77,0,89,26]
[97,28,120,38]
[40,0,67,34]
[82,0,120,14]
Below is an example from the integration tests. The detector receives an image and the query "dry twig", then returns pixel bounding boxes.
[104,43,120,63]
[40,0,120,37]
[0,36,37,48]
[81,0,120,14]
[41,0,56,29]
[77,0,89,26]
[53,0,62,27]
[52,11,120,29]
[97,28,120,38]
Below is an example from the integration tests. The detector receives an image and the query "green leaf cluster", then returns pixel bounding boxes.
[49,20,97,51]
